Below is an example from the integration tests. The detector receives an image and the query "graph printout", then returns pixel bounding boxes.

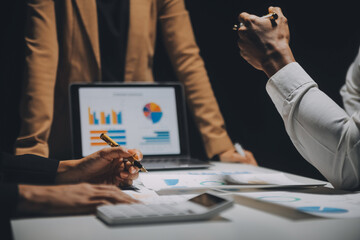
[139,171,306,191]
[79,87,180,156]
[237,191,360,218]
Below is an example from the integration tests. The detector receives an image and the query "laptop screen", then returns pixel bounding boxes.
[76,85,182,157]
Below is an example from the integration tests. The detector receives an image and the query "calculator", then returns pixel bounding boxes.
[96,192,233,225]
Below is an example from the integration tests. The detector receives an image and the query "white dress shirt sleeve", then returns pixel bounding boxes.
[340,47,360,115]
[265,61,360,190]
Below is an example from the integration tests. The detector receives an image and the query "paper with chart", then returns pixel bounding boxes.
[123,184,195,204]
[237,191,360,218]
[124,191,195,205]
[139,171,312,191]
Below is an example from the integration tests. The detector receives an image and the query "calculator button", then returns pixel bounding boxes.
[121,208,143,217]
[135,205,160,216]
[162,205,187,215]
[147,205,176,216]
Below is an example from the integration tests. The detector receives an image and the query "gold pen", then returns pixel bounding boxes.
[233,12,278,31]
[100,133,148,172]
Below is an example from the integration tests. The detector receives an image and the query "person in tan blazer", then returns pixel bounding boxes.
[16,0,257,165]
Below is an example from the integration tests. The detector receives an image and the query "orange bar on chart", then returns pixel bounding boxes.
[88,107,94,125]
[90,142,108,146]
[90,130,107,134]
[112,110,117,124]
[100,112,106,124]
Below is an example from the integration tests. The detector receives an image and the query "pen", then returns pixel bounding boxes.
[233,12,278,31]
[100,133,148,172]
[234,142,246,157]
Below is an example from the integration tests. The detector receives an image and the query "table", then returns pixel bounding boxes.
[11,162,360,240]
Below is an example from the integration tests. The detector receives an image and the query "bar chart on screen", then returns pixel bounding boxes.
[88,107,122,125]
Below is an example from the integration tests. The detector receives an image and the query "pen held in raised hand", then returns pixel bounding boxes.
[233,12,278,31]
[100,133,148,172]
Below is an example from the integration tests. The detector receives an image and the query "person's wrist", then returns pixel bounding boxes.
[55,160,82,184]
[17,185,46,215]
[262,43,295,77]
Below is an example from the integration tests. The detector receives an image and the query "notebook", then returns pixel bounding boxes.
[69,82,212,170]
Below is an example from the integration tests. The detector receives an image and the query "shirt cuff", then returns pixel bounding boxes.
[1,152,59,185]
[266,62,317,115]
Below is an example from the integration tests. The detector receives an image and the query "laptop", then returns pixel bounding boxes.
[69,82,212,170]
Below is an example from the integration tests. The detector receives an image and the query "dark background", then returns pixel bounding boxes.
[1,1,360,181]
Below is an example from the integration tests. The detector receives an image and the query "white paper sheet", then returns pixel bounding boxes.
[237,191,360,218]
[139,172,306,191]
[225,173,301,185]
[123,188,195,205]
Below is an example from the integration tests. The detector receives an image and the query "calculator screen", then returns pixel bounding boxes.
[189,193,225,208]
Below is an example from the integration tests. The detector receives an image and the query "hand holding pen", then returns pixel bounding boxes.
[233,12,278,31]
[100,133,148,172]
[236,7,294,77]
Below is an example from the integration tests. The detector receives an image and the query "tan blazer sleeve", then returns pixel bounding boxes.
[15,0,59,157]
[158,0,234,158]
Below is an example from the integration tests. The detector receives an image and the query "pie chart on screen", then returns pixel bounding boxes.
[143,102,163,123]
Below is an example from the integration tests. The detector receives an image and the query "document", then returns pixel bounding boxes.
[123,185,195,204]
[236,191,360,218]
[225,173,301,185]
[139,171,310,192]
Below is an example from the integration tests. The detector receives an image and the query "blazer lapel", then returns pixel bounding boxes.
[73,0,101,69]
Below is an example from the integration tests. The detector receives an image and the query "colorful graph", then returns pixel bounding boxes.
[89,130,126,146]
[88,107,122,125]
[143,102,163,123]
[297,206,348,214]
[257,196,301,203]
[164,179,179,186]
[200,181,225,186]
[142,131,170,144]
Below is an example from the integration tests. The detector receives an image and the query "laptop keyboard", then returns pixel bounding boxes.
[144,158,193,164]
[142,157,210,169]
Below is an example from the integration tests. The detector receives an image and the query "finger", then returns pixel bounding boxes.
[124,160,139,174]
[233,151,257,166]
[120,170,139,180]
[268,6,284,18]
[244,151,258,166]
[268,6,288,27]
[108,190,139,204]
[120,171,130,179]
[231,153,250,163]
[238,12,264,29]
[93,184,121,191]
[92,187,139,204]
[238,12,252,28]
[119,161,126,170]
[98,147,133,161]
[73,199,113,214]
[223,152,256,165]
[128,149,143,161]
[128,165,139,175]
[89,199,113,207]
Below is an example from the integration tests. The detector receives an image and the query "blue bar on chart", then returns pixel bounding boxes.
[142,131,170,144]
